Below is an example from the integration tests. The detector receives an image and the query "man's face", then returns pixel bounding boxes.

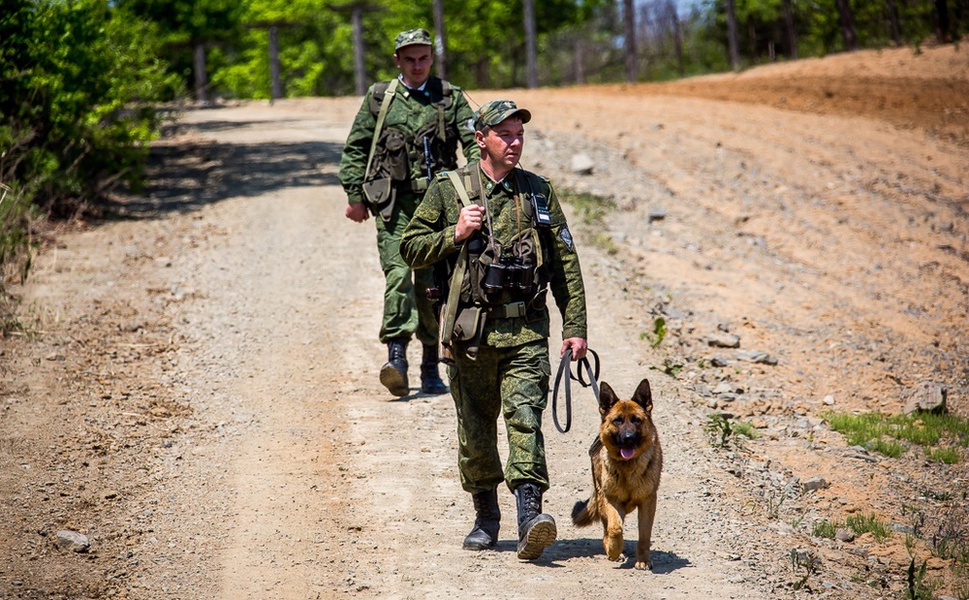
[476,117,525,172]
[394,44,432,87]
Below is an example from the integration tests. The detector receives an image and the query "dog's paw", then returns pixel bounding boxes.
[634,558,652,570]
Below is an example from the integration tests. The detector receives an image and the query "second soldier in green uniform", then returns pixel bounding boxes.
[401,100,588,560]
[339,29,479,396]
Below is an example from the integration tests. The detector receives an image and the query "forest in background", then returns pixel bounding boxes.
[0,0,966,314]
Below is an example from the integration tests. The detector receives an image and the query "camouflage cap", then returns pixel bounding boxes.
[394,28,432,51]
[473,100,532,131]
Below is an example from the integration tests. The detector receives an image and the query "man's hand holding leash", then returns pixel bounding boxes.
[561,337,588,361]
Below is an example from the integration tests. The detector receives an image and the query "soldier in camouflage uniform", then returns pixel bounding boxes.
[400,100,588,560]
[339,28,479,397]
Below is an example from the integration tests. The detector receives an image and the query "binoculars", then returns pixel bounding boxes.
[483,257,535,295]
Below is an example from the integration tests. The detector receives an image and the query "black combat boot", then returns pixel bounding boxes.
[379,337,409,397]
[514,482,557,560]
[420,344,448,395]
[462,488,501,550]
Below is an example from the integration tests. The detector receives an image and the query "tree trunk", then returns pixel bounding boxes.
[782,0,798,58]
[433,0,447,80]
[193,43,208,103]
[268,26,282,102]
[935,0,951,43]
[725,0,741,71]
[885,0,902,46]
[524,0,538,88]
[351,7,366,96]
[835,0,859,51]
[624,0,637,82]
[574,34,585,85]
[671,2,685,76]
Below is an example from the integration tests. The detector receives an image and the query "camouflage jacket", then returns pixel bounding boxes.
[338,75,479,206]
[400,161,587,347]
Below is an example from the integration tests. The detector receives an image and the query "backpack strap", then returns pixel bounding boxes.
[364,78,399,180]
[440,170,485,360]
[434,80,453,141]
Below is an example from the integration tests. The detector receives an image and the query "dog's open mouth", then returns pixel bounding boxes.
[620,446,636,460]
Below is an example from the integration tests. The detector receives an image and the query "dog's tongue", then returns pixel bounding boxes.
[620,447,636,460]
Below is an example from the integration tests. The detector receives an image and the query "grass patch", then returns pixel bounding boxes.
[704,413,758,448]
[557,188,619,255]
[846,513,892,542]
[639,316,667,348]
[930,507,969,564]
[812,513,892,542]
[824,411,968,462]
[813,519,837,539]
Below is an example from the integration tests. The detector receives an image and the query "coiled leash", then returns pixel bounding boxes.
[551,348,600,433]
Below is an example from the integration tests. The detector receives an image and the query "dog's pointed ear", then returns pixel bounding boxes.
[598,381,619,416]
[632,378,653,412]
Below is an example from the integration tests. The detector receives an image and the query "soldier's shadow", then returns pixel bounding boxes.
[387,387,450,402]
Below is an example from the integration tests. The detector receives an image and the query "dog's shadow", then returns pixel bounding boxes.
[387,387,450,402]
[545,538,692,573]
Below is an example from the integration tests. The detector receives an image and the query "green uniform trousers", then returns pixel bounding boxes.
[447,339,551,494]
[375,192,438,346]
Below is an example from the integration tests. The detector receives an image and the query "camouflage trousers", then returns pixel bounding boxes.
[447,339,552,494]
[375,193,438,346]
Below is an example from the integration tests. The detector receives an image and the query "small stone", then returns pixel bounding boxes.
[835,528,855,542]
[56,530,90,553]
[707,333,740,348]
[736,350,778,365]
[822,395,835,405]
[711,356,729,367]
[903,382,946,414]
[801,476,829,492]
[648,208,667,223]
[570,153,595,175]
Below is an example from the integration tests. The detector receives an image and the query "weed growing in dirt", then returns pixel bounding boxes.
[824,411,968,462]
[813,513,891,542]
[766,489,788,520]
[789,548,820,591]
[558,188,619,255]
[704,413,758,448]
[930,506,969,564]
[640,316,667,348]
[928,447,961,464]
[846,513,892,542]
[906,558,943,600]
[812,519,838,539]
[651,357,683,378]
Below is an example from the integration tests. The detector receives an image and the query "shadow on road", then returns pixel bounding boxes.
[511,537,693,573]
[102,116,343,220]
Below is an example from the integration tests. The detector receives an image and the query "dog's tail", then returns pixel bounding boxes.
[571,498,598,527]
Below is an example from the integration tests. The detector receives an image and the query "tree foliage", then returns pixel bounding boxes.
[1,0,178,214]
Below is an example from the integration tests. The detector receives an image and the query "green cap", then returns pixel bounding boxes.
[394,28,432,51]
[473,100,532,130]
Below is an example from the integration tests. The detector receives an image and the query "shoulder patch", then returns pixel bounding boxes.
[559,227,575,253]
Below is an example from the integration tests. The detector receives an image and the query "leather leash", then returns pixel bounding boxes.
[551,348,600,433]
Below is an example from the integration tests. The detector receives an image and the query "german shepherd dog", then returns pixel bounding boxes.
[572,379,662,569]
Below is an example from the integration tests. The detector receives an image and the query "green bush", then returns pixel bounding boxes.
[1,0,179,217]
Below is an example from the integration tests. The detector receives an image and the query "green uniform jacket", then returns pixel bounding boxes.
[400,162,587,347]
[339,75,479,206]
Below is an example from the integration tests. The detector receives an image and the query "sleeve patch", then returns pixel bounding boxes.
[559,227,574,252]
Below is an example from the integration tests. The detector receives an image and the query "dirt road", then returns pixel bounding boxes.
[2,45,967,599]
